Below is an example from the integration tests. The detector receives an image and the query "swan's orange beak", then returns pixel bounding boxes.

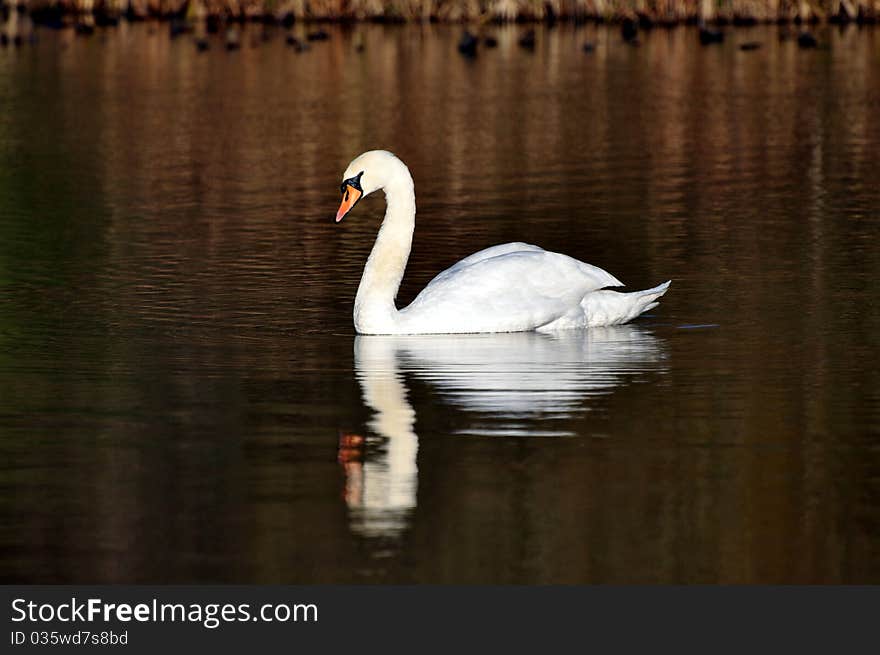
[336,185,362,223]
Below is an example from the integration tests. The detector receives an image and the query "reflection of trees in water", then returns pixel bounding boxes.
[2,24,879,582]
[40,22,879,345]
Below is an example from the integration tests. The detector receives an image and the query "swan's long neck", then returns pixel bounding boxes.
[354,174,415,333]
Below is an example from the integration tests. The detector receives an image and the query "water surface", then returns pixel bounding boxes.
[1,23,879,583]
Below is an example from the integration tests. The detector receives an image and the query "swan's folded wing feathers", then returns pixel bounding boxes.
[425,242,546,288]
[447,242,546,269]
[401,250,621,332]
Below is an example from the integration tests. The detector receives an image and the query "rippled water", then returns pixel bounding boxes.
[1,23,879,583]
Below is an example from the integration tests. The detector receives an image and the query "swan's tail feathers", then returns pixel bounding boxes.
[582,280,671,327]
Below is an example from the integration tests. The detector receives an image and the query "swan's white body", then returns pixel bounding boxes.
[337,150,670,335]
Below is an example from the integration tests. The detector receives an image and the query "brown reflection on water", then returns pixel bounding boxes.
[0,24,878,583]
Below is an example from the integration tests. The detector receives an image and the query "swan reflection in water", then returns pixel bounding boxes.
[339,325,667,537]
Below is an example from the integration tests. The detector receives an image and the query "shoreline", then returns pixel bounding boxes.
[5,1,879,28]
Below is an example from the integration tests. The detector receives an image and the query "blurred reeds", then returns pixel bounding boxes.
[8,0,880,24]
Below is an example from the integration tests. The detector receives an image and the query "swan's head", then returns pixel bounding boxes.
[336,150,409,223]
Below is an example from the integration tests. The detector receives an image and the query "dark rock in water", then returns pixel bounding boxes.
[518,29,536,50]
[94,10,119,27]
[699,25,724,45]
[582,41,595,53]
[196,37,209,52]
[457,30,478,57]
[307,29,329,41]
[621,18,638,42]
[739,41,761,51]
[797,32,818,48]
[286,34,308,53]
[169,18,191,39]
[31,5,65,29]
[206,15,220,34]
[226,34,241,51]
[0,33,7,47]
[280,12,295,29]
[12,33,22,46]
[483,36,498,48]
[75,22,94,37]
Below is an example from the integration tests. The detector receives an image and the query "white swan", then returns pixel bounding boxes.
[335,150,670,335]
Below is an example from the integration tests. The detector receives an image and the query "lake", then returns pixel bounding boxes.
[0,22,878,583]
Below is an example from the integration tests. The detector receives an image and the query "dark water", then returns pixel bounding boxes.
[1,23,879,583]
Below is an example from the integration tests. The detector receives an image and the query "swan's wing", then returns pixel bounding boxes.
[424,242,547,287]
[400,250,624,333]
[446,242,546,269]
